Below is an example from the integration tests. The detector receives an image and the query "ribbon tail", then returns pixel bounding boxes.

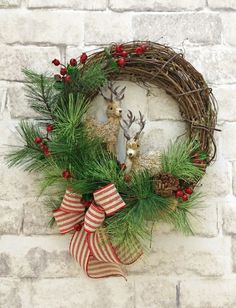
[87,256,125,279]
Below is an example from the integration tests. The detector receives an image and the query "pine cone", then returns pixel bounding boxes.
[153,173,179,197]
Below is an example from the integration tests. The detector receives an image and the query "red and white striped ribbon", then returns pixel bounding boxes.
[54,184,142,279]
[93,183,126,216]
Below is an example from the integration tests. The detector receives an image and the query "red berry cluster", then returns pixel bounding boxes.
[52,53,88,83]
[113,43,147,68]
[34,124,54,157]
[175,187,193,202]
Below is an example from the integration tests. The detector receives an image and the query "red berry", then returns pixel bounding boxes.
[54,74,62,81]
[124,175,131,183]
[135,46,143,55]
[140,44,147,52]
[62,170,71,179]
[44,148,51,157]
[115,44,124,53]
[182,194,189,202]
[175,190,184,198]
[60,67,67,76]
[46,124,54,132]
[117,57,125,67]
[69,58,77,66]
[121,51,128,58]
[120,163,126,171]
[64,75,72,83]
[34,136,42,144]
[185,187,193,195]
[80,52,88,64]
[40,143,48,151]
[52,59,60,66]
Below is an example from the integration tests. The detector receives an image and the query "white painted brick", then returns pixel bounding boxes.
[135,277,177,308]
[0,0,19,7]
[31,277,134,308]
[85,13,132,45]
[185,47,236,84]
[147,86,182,121]
[0,278,31,308]
[0,118,22,155]
[0,200,23,234]
[214,85,236,121]
[133,13,222,46]
[233,162,236,196]
[129,234,229,276]
[223,198,236,234]
[181,279,236,308]
[208,0,236,10]
[23,198,59,235]
[0,158,39,200]
[190,198,218,237]
[231,238,236,273]
[110,0,205,12]
[0,11,83,45]
[222,123,236,160]
[0,45,60,81]
[28,0,107,10]
[199,159,231,197]
[221,13,236,46]
[0,235,79,278]
[8,82,39,118]
[140,120,186,153]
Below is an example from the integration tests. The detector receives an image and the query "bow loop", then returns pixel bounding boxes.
[93,183,126,216]
[84,202,105,233]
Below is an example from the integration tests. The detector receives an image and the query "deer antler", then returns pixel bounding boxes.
[108,82,126,101]
[120,110,136,140]
[134,111,146,140]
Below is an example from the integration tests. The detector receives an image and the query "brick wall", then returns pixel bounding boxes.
[0,1,236,307]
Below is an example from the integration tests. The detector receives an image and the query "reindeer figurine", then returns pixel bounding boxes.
[121,111,162,175]
[86,82,126,155]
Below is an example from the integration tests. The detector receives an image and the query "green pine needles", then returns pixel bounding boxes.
[6,55,205,254]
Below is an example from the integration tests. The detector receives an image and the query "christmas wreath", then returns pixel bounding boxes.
[7,41,218,279]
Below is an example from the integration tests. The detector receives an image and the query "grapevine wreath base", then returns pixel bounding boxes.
[7,41,218,279]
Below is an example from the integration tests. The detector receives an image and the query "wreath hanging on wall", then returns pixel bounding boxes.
[7,41,218,279]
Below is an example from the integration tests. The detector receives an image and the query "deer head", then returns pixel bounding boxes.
[100,82,126,119]
[120,111,146,158]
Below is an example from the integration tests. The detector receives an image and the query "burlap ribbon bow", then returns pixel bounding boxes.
[53,183,142,278]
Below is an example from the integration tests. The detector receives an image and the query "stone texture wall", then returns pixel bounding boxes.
[0,1,236,307]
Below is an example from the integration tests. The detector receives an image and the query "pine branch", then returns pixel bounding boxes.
[23,69,58,118]
[161,139,203,182]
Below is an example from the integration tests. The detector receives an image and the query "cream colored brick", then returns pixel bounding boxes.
[23,198,59,235]
[28,0,107,10]
[85,12,132,45]
[181,279,236,308]
[0,235,79,277]
[31,277,134,308]
[0,11,83,45]
[208,0,236,10]
[135,277,177,308]
[129,234,229,276]
[222,123,236,160]
[221,13,236,46]
[185,47,236,84]
[147,86,182,121]
[0,45,59,81]
[110,0,205,11]
[0,0,19,7]
[0,200,23,234]
[133,13,222,46]
[214,85,236,121]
